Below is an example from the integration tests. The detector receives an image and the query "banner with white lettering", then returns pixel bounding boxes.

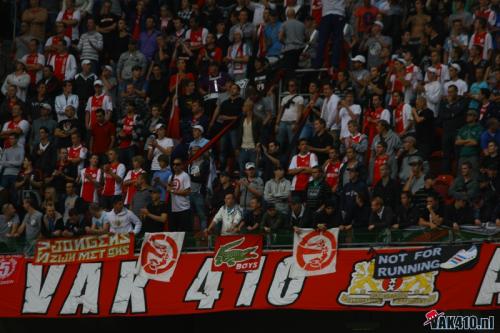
[34,234,134,264]
[0,244,498,317]
[291,228,339,277]
[212,235,263,272]
[136,232,184,282]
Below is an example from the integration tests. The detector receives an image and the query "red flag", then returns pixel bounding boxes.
[167,96,181,139]
[256,24,266,58]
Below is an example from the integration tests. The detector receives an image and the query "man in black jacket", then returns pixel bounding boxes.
[368,196,394,231]
[290,196,313,231]
[439,85,468,173]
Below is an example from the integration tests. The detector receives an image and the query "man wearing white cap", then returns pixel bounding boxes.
[360,20,392,68]
[424,50,449,85]
[235,162,264,212]
[227,28,251,81]
[443,63,468,97]
[189,125,209,150]
[85,80,113,129]
[349,55,369,101]
[423,67,442,117]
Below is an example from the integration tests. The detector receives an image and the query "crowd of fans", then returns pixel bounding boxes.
[0,0,500,253]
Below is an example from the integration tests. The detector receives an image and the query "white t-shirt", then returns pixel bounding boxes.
[339,104,361,139]
[280,94,304,122]
[443,79,468,96]
[320,94,340,130]
[149,137,174,171]
[170,171,191,212]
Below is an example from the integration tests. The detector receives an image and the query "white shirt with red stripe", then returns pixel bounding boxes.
[47,53,77,81]
[424,63,450,85]
[85,93,113,128]
[1,119,30,148]
[68,144,88,173]
[473,8,496,27]
[123,168,145,205]
[21,53,45,85]
[323,160,341,189]
[185,27,208,48]
[102,162,126,197]
[56,8,81,41]
[288,152,318,191]
[80,167,102,203]
[468,31,493,60]
[393,103,413,135]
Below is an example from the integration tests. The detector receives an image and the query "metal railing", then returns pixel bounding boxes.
[1,226,499,257]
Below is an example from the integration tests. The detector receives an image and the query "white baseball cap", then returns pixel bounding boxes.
[154,123,166,131]
[450,63,461,72]
[427,67,438,74]
[245,162,256,170]
[81,59,91,66]
[351,55,366,64]
[374,21,384,29]
[93,80,103,86]
[192,124,204,133]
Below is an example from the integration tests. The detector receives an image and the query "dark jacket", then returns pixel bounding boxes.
[373,178,401,210]
[395,204,420,228]
[289,205,314,229]
[237,115,263,147]
[313,208,344,228]
[369,206,395,229]
[438,97,467,132]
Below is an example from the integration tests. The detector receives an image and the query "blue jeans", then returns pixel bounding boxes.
[219,128,239,171]
[314,14,345,69]
[277,121,295,151]
[239,148,257,176]
[300,122,313,140]
[190,192,207,230]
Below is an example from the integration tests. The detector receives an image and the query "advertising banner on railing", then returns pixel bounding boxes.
[33,233,134,264]
[212,234,263,272]
[0,243,499,317]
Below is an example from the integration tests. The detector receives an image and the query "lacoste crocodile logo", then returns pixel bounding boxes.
[214,238,259,267]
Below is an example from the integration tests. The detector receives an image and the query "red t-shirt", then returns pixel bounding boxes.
[91,121,116,154]
[355,6,379,33]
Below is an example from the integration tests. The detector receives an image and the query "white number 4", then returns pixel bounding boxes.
[184,258,222,309]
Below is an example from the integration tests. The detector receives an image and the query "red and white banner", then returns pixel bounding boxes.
[34,234,134,265]
[292,228,339,277]
[212,235,263,272]
[0,244,499,317]
[0,255,24,286]
[137,232,184,282]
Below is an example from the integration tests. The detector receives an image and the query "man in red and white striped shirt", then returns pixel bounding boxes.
[79,154,102,204]
[288,139,318,198]
[85,80,113,130]
[100,148,126,210]
[123,155,146,206]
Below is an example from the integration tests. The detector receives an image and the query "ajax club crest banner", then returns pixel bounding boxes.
[292,228,339,277]
[137,232,184,282]
[212,235,263,272]
[0,243,499,317]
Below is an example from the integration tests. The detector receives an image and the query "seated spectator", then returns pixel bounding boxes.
[343,192,371,230]
[210,172,235,216]
[106,196,142,235]
[373,164,401,210]
[480,118,500,156]
[368,140,397,187]
[261,203,287,233]
[42,203,64,238]
[393,192,420,229]
[368,197,395,231]
[398,136,427,184]
[130,173,151,218]
[448,161,480,200]
[418,193,444,229]
[86,203,110,235]
[243,198,263,234]
[403,155,426,195]
[290,196,313,231]
[444,192,474,230]
[313,199,343,231]
[151,154,171,203]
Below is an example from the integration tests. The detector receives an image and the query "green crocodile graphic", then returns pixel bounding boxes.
[214,238,259,267]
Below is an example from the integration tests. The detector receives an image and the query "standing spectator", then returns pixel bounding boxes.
[309,118,334,165]
[101,149,126,209]
[85,80,113,130]
[1,105,31,148]
[305,166,330,213]
[167,158,192,232]
[237,99,262,174]
[360,21,392,69]
[0,134,24,194]
[370,120,402,158]
[73,60,97,120]
[369,141,397,187]
[411,96,434,159]
[55,105,82,150]
[342,120,368,162]
[89,109,115,158]
[275,79,304,149]
[314,0,345,71]
[226,29,251,81]
[122,155,146,207]
[341,164,369,221]
[394,192,420,229]
[140,187,168,233]
[20,39,45,87]
[288,139,318,197]
[279,8,305,73]
[188,146,210,232]
[448,161,480,200]
[79,154,102,205]
[1,62,31,102]
[21,0,48,41]
[116,101,143,168]
[455,109,483,172]
[117,40,147,85]
[130,173,151,218]
[151,154,172,203]
[264,166,291,215]
[422,68,442,117]
[10,198,42,254]
[56,0,81,41]
[47,42,77,82]
[62,182,84,223]
[55,81,79,122]
[337,92,361,142]
[139,16,160,62]
[147,124,174,171]
[235,162,264,212]
[209,172,235,215]
[373,164,401,210]
[78,18,103,71]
